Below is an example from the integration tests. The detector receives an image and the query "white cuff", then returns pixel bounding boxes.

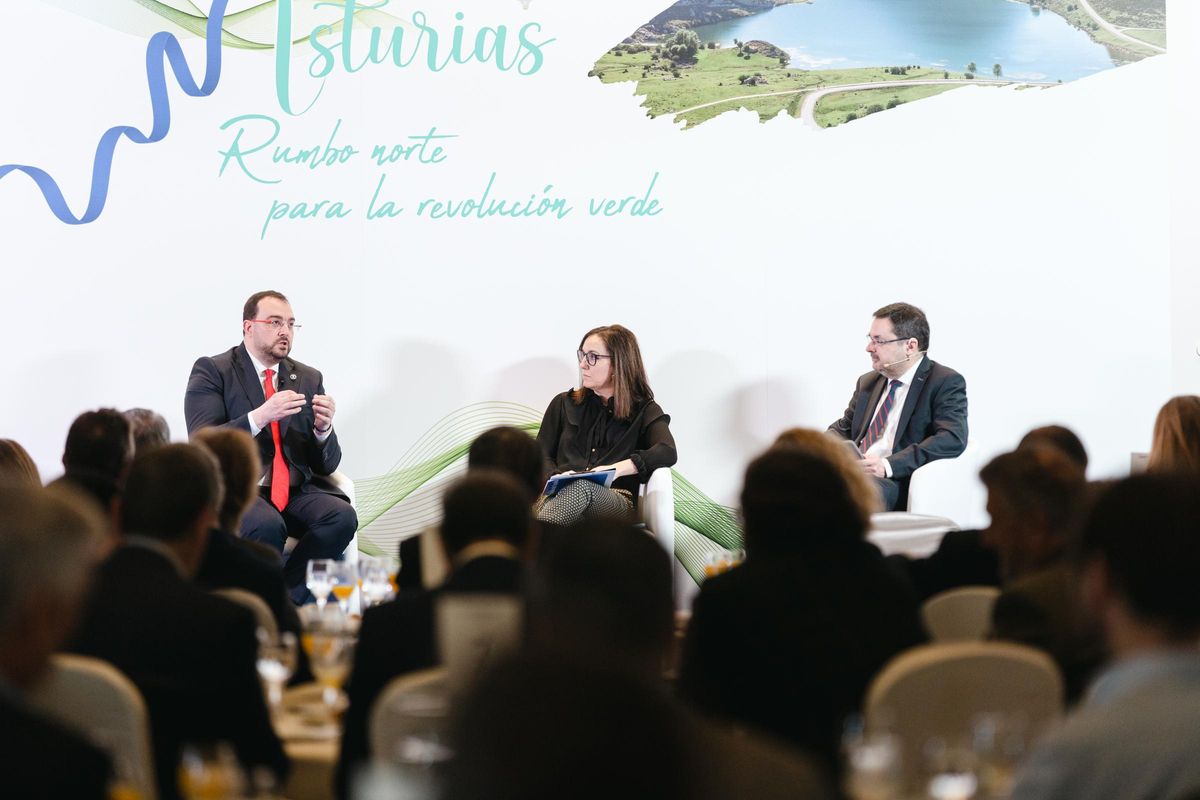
[882,458,893,478]
[248,414,262,437]
[315,426,332,443]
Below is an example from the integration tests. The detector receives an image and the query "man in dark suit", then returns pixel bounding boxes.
[828,302,968,511]
[336,471,529,800]
[185,290,356,601]
[49,407,134,520]
[0,484,112,800]
[67,444,288,800]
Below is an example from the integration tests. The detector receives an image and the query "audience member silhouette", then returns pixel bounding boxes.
[679,431,926,781]
[337,470,531,799]
[51,408,133,517]
[0,438,40,486]
[67,444,288,800]
[1147,395,1200,475]
[1011,474,1200,800]
[124,407,171,456]
[0,485,111,799]
[981,446,1102,703]
[191,427,304,657]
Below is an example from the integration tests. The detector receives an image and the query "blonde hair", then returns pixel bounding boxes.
[773,428,882,524]
[1148,395,1200,475]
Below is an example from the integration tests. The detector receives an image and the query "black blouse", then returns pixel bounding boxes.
[536,390,677,495]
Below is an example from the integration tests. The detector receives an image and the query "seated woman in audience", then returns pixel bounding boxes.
[535,325,676,526]
[1147,395,1200,474]
[678,429,925,781]
[0,439,40,486]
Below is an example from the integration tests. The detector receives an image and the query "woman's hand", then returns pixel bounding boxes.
[591,459,638,479]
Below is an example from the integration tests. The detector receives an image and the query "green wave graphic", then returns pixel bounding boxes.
[350,401,744,575]
[125,0,405,50]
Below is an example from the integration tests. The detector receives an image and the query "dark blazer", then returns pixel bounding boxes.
[0,691,111,800]
[195,528,309,679]
[678,540,927,779]
[336,555,524,800]
[991,563,1106,705]
[67,545,288,800]
[185,343,342,492]
[891,528,1000,602]
[828,357,968,480]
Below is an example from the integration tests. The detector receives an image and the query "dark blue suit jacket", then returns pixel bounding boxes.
[184,343,342,493]
[827,357,968,480]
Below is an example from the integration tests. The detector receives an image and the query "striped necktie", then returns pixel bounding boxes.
[861,379,902,452]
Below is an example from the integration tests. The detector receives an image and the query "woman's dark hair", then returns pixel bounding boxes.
[740,446,867,558]
[570,325,653,420]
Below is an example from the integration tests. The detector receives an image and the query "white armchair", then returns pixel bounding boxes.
[287,469,359,564]
[905,441,987,530]
[639,467,675,559]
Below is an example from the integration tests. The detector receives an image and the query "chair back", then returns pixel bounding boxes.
[29,653,158,800]
[922,586,1002,642]
[865,641,1063,791]
[213,587,279,643]
[368,668,452,763]
[436,594,522,696]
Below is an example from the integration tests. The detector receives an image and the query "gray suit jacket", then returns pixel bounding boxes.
[827,357,968,480]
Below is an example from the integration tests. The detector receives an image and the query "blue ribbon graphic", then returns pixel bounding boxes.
[0,0,229,225]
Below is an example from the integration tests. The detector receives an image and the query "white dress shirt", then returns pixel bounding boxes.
[862,355,924,478]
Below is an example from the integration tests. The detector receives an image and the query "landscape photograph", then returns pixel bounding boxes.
[590,0,1166,128]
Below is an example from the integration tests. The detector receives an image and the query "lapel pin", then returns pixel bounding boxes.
[290,373,297,381]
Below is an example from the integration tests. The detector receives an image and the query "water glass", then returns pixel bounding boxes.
[306,559,334,609]
[256,631,298,710]
[972,713,1027,799]
[843,715,903,800]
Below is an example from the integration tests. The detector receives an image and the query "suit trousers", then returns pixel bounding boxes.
[241,490,357,602]
[875,476,901,512]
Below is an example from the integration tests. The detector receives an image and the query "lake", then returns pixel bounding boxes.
[691,0,1116,82]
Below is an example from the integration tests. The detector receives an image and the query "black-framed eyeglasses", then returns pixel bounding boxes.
[577,349,613,367]
[866,335,910,346]
[250,318,301,331]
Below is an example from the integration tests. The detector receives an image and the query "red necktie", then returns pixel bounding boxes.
[262,368,290,512]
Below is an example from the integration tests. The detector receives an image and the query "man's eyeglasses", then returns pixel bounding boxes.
[866,335,910,346]
[250,319,301,331]
[577,349,613,367]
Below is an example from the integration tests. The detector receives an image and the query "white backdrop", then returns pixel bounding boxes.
[0,0,1189,521]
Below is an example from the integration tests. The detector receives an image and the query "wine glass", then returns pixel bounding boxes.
[308,631,355,715]
[329,561,357,614]
[306,559,334,609]
[972,713,1026,799]
[256,631,298,711]
[842,715,903,800]
[359,557,393,610]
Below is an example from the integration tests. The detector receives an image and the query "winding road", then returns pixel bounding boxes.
[667,78,1053,128]
[1073,0,1165,53]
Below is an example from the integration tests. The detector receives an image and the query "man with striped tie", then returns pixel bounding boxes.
[828,302,968,511]
[185,290,357,602]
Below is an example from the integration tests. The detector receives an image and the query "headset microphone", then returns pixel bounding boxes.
[879,354,911,370]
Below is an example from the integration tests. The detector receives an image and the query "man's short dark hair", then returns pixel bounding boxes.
[440,470,531,556]
[980,447,1086,534]
[740,447,866,557]
[242,290,289,321]
[873,302,930,351]
[468,426,544,503]
[1078,473,1200,639]
[123,408,171,456]
[120,444,223,541]
[63,408,133,478]
[1018,425,1088,472]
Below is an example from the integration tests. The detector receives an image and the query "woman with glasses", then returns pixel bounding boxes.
[535,325,676,526]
